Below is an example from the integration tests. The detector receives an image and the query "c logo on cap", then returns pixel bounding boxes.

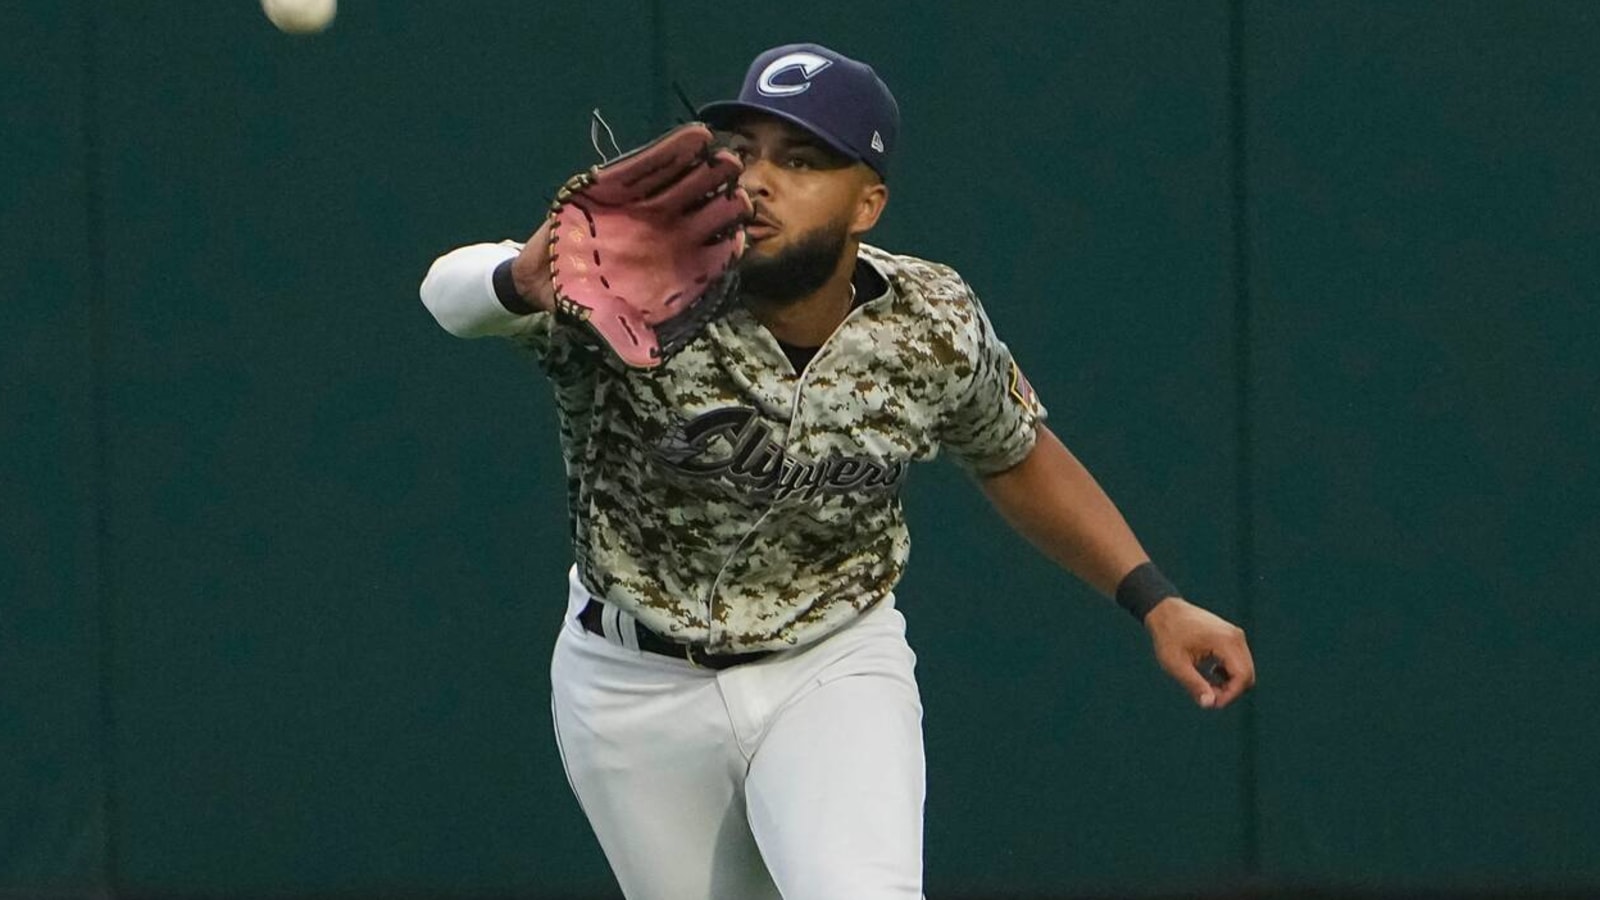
[757,52,833,97]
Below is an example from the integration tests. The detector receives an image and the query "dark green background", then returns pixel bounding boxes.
[3,1,1596,897]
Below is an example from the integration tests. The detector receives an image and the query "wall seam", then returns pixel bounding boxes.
[1227,0,1262,881]
[81,0,120,895]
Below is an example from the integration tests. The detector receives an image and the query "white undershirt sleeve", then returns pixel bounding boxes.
[418,240,542,339]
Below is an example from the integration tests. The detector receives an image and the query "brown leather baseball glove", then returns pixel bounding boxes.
[547,122,751,368]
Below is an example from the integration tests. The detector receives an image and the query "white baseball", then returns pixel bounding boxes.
[261,0,337,34]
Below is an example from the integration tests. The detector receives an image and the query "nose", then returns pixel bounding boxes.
[738,156,773,198]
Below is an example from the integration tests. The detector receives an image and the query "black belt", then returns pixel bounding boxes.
[578,599,775,670]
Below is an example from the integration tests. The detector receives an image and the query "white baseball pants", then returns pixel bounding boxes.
[549,568,926,899]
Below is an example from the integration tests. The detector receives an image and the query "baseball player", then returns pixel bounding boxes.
[420,42,1255,900]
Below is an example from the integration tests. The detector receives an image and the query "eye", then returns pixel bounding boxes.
[784,154,814,170]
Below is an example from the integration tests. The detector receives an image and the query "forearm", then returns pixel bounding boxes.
[982,426,1256,705]
[419,241,527,337]
[419,222,556,338]
[978,426,1151,598]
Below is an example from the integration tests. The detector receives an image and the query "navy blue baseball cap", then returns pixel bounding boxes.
[698,43,900,180]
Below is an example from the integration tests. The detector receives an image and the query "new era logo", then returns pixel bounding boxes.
[870,131,885,153]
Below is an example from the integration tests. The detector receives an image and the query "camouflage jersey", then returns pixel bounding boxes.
[422,242,1047,653]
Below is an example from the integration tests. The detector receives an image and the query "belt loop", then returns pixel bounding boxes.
[615,607,641,653]
[600,603,621,645]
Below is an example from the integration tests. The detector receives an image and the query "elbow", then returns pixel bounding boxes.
[418,254,475,338]
[418,244,523,339]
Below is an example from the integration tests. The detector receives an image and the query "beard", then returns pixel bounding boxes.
[737,219,850,306]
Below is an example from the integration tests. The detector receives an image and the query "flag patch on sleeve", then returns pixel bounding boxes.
[1008,362,1042,416]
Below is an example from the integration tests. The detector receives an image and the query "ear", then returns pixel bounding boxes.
[849,179,889,236]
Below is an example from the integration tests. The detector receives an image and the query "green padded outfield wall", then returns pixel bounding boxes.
[1,1,1596,897]
[1246,2,1600,890]
[1,1,107,895]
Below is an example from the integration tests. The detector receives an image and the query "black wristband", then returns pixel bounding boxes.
[492,258,536,315]
[1115,562,1180,622]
